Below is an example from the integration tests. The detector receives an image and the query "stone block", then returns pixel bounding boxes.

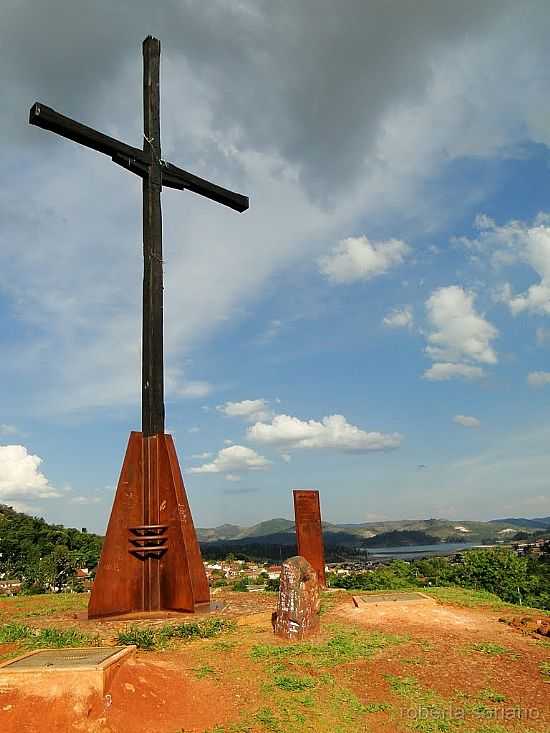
[273,556,320,640]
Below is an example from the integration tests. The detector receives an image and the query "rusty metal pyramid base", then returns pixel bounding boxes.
[88,432,209,619]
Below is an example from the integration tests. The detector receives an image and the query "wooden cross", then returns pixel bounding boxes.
[29,36,249,438]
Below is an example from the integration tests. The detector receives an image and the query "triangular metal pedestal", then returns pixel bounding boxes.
[88,432,209,618]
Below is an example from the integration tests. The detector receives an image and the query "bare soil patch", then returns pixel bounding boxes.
[0,589,548,732]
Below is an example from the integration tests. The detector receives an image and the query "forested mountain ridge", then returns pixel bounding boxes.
[197,516,546,544]
[0,504,102,588]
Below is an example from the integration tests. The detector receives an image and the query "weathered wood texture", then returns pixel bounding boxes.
[29,35,249,618]
[29,101,249,210]
[142,36,165,438]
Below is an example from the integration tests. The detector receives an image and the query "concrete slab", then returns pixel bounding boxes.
[352,591,434,606]
[0,645,135,698]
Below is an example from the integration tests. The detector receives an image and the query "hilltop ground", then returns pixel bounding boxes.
[0,588,548,733]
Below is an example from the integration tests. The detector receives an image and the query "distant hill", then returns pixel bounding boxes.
[362,530,441,547]
[197,515,543,547]
[197,518,295,542]
[489,516,550,530]
[0,504,102,573]
[197,524,242,542]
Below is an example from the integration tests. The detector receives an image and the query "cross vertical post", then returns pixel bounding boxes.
[142,36,165,440]
[28,35,249,617]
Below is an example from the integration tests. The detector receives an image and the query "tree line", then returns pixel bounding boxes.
[0,505,102,593]
[330,546,550,610]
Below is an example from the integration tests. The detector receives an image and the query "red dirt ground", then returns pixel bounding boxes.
[0,592,548,732]
[333,596,549,731]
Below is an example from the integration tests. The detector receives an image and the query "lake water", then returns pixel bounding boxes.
[364,542,482,560]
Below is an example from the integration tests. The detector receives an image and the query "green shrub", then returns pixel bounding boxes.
[0,623,96,649]
[117,626,156,650]
[274,674,316,691]
[117,617,236,650]
[232,578,250,592]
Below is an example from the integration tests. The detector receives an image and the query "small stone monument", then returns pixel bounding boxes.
[272,556,320,640]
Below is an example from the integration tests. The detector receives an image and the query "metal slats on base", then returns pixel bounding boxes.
[88,432,209,618]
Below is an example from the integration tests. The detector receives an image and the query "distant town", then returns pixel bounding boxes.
[1,503,548,601]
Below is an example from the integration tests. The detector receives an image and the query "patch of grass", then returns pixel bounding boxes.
[463,701,498,718]
[468,642,516,657]
[274,674,316,692]
[254,707,281,732]
[539,659,550,682]
[365,701,392,713]
[365,701,392,714]
[318,590,347,615]
[117,617,236,651]
[169,618,236,639]
[0,623,32,643]
[386,674,421,698]
[331,687,367,722]
[423,587,550,615]
[195,664,216,679]
[416,639,435,652]
[212,640,237,652]
[477,688,506,703]
[246,628,382,732]
[257,685,367,732]
[386,676,524,733]
[30,627,96,648]
[423,587,511,610]
[251,625,406,668]
[0,593,88,622]
[202,724,253,733]
[117,626,156,650]
[0,622,97,649]
[386,675,465,732]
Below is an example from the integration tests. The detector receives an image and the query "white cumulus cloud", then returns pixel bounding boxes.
[0,445,61,501]
[189,445,271,475]
[423,363,484,381]
[453,415,481,428]
[459,213,550,316]
[383,305,413,329]
[527,371,550,387]
[425,286,497,364]
[319,236,410,284]
[217,399,272,422]
[422,285,497,381]
[0,424,18,436]
[247,414,401,453]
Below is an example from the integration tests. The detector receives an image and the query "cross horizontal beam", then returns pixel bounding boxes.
[29,102,249,212]
[160,161,248,212]
[30,102,144,164]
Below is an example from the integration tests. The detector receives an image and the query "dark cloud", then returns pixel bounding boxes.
[1,0,524,196]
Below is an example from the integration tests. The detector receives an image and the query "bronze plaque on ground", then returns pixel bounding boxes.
[358,592,431,604]
[293,489,326,586]
[1,647,126,669]
[0,646,135,697]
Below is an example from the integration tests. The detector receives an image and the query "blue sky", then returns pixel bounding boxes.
[1,2,550,532]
